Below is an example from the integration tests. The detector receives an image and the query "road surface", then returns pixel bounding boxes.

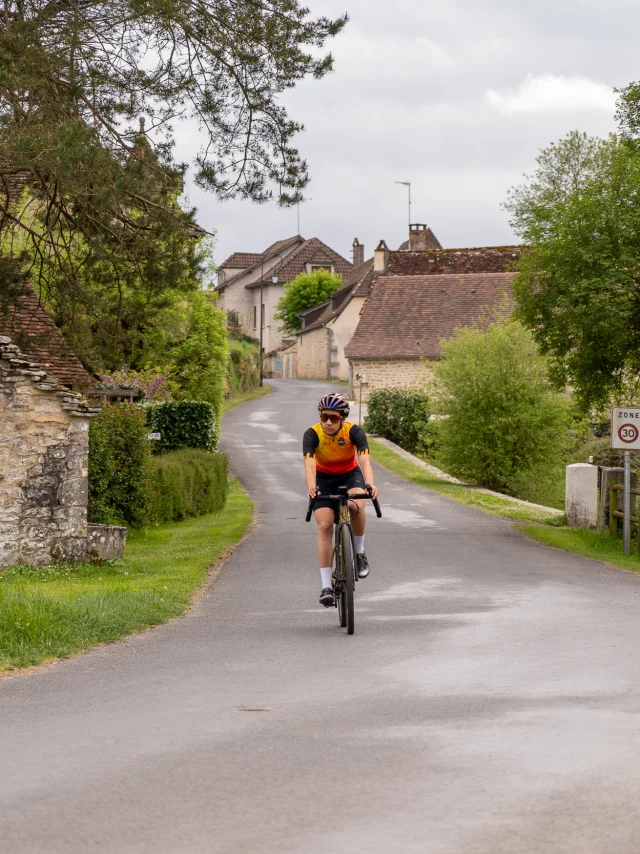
[2,379,640,853]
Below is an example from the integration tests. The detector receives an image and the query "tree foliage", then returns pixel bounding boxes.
[506,125,640,409]
[365,389,433,456]
[275,269,342,334]
[433,318,571,493]
[0,0,346,340]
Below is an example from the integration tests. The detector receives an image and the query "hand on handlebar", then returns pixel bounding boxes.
[366,483,380,500]
[308,485,320,501]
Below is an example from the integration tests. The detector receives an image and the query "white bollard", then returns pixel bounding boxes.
[565,463,598,528]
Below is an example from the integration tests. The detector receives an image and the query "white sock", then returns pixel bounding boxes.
[353,535,365,555]
[320,567,333,588]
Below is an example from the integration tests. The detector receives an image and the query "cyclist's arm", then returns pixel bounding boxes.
[349,425,379,500]
[303,428,319,499]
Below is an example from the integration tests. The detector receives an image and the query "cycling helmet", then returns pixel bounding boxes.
[318,393,350,417]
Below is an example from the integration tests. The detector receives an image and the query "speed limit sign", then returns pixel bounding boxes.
[611,407,640,449]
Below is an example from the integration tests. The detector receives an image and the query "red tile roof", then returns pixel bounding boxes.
[344,272,515,359]
[387,246,521,277]
[219,252,264,270]
[246,237,352,288]
[0,285,94,389]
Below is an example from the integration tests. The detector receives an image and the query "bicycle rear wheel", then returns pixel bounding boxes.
[340,526,355,635]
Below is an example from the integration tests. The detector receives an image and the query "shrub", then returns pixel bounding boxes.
[88,404,153,527]
[433,318,572,493]
[365,388,433,455]
[149,450,228,523]
[146,401,218,454]
[227,339,260,394]
[275,270,342,334]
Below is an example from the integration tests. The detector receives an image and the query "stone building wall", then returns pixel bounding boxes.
[350,358,434,402]
[297,326,329,380]
[0,336,99,567]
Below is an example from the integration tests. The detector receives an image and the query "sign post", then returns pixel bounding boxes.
[610,408,640,554]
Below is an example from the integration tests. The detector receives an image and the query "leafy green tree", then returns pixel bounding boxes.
[506,127,640,408]
[275,270,342,334]
[433,317,571,494]
[169,291,228,419]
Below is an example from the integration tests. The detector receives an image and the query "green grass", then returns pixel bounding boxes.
[369,438,563,525]
[515,523,640,573]
[222,384,273,412]
[0,479,253,672]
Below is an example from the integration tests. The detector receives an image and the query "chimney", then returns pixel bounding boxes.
[373,240,389,273]
[409,223,442,252]
[352,238,365,267]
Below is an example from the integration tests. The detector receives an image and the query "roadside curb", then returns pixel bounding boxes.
[372,436,564,517]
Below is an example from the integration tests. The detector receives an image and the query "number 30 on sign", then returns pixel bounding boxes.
[611,407,640,449]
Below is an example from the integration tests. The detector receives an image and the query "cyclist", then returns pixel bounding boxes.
[303,392,379,607]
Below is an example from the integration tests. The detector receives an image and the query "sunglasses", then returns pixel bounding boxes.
[321,412,342,424]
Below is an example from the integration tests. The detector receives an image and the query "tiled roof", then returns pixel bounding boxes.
[397,226,442,251]
[246,237,352,288]
[298,258,374,334]
[344,272,515,359]
[216,236,305,291]
[0,285,94,389]
[387,246,521,277]
[219,252,264,270]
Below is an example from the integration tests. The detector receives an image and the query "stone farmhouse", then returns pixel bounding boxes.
[345,242,521,400]
[215,235,353,355]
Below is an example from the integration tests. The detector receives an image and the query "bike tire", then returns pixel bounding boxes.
[340,527,355,635]
[335,535,347,628]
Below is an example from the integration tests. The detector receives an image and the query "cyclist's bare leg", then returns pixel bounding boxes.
[314,507,335,567]
[348,488,367,537]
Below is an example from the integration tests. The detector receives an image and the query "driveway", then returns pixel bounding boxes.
[1,379,640,853]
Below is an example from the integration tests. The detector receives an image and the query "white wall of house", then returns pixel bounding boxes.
[327,296,366,381]
[297,326,329,380]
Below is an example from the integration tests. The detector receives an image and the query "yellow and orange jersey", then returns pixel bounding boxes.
[303,421,370,475]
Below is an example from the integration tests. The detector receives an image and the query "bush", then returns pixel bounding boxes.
[227,339,260,394]
[146,401,218,454]
[149,450,228,523]
[88,404,153,527]
[365,389,433,455]
[433,318,571,493]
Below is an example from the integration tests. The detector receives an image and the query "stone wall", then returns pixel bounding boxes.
[0,336,99,567]
[350,358,434,402]
[297,326,329,380]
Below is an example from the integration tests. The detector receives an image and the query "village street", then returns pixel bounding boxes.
[2,379,640,852]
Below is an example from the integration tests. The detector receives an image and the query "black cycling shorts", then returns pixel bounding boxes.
[314,467,367,521]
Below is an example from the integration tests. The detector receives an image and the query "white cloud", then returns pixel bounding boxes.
[485,73,615,113]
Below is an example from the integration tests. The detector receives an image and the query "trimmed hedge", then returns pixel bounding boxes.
[88,403,153,528]
[149,450,228,523]
[146,401,218,454]
[365,389,433,456]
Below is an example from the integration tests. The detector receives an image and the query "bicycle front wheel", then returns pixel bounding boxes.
[340,526,355,635]
[335,534,347,628]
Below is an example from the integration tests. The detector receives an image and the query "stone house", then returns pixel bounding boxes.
[0,335,101,566]
[286,226,445,382]
[215,235,353,354]
[345,242,521,400]
[290,248,376,382]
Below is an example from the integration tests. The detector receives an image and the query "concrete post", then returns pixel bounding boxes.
[566,463,598,528]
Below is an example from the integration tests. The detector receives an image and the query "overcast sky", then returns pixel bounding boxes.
[174,0,635,268]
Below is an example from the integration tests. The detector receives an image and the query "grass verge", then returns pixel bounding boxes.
[223,384,273,412]
[514,523,640,573]
[369,438,563,525]
[0,479,253,672]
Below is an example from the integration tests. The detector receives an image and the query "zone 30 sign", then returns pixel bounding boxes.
[611,407,640,449]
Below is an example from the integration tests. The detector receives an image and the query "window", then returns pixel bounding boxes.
[253,306,257,329]
[309,264,333,274]
[261,303,265,328]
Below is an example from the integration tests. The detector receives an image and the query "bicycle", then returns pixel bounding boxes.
[306,485,382,635]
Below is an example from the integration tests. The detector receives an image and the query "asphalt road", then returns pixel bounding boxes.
[2,379,640,853]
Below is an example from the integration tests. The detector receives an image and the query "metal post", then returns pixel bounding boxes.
[359,379,363,426]
[259,258,264,387]
[624,450,631,554]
